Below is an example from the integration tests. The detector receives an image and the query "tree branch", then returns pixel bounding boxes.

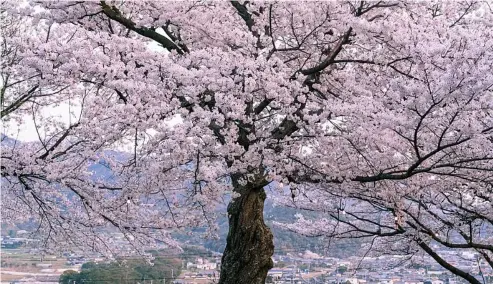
[300,28,353,75]
[99,1,185,54]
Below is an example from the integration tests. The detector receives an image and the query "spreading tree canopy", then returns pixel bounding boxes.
[1,1,492,283]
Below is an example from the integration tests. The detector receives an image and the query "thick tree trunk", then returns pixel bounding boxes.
[219,174,274,284]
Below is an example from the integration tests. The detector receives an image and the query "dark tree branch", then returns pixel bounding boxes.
[38,123,79,160]
[230,1,257,36]
[1,85,39,118]
[300,28,353,75]
[417,237,481,284]
[100,1,185,54]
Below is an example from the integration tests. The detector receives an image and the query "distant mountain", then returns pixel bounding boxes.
[174,199,363,259]
[1,133,19,147]
[1,134,362,258]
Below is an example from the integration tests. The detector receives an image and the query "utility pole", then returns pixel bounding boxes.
[291,261,294,284]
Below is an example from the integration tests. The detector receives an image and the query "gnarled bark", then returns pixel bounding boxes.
[219,174,274,284]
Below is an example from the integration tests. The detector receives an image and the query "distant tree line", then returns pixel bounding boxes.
[59,257,181,284]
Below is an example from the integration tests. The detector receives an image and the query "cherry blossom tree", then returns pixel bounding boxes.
[1,1,492,283]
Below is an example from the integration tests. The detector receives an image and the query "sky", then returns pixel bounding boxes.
[2,103,79,142]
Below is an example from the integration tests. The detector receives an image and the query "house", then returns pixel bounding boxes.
[197,262,217,270]
[267,268,284,280]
